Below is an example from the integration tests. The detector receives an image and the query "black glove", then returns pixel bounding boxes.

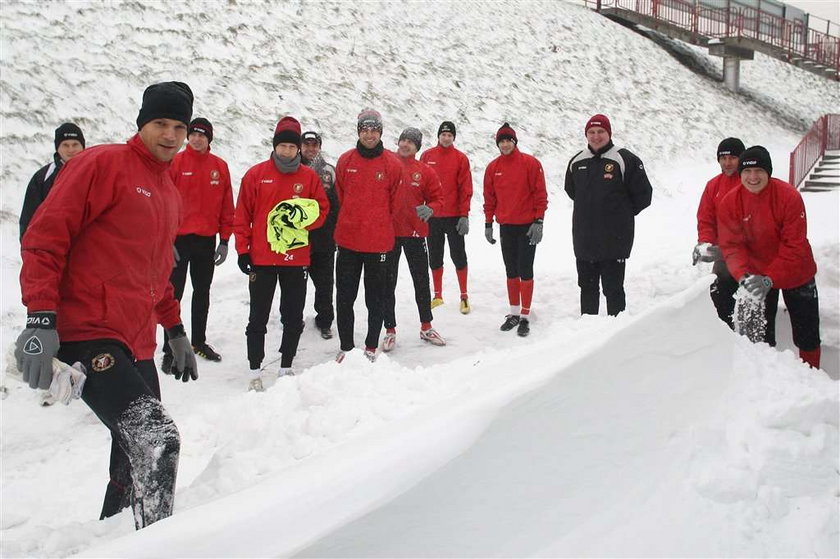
[237,253,252,275]
[14,312,60,390]
[740,274,773,299]
[484,222,496,245]
[166,324,198,382]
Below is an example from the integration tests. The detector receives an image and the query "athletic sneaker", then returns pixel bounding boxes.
[277,367,295,377]
[319,327,334,340]
[193,343,222,362]
[459,298,471,315]
[431,297,444,309]
[363,347,377,362]
[420,328,446,346]
[382,331,397,352]
[248,378,265,392]
[161,353,174,375]
[335,351,346,363]
[517,318,530,337]
[500,314,520,331]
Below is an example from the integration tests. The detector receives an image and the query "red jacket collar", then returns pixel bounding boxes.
[127,134,172,173]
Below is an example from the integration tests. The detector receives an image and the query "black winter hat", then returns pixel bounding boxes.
[717,137,745,159]
[189,117,213,143]
[739,145,772,176]
[54,122,85,151]
[302,131,322,145]
[136,81,194,130]
[438,121,456,139]
[399,127,423,151]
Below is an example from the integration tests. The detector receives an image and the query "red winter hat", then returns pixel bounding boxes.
[496,122,517,145]
[585,114,612,137]
[273,116,302,147]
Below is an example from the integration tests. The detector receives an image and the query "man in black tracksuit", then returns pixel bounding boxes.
[301,131,339,340]
[19,122,86,239]
[564,114,652,316]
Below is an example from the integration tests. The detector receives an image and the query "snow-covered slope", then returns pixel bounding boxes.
[1,1,838,557]
[64,281,840,558]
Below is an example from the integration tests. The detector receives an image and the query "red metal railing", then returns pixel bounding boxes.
[789,114,840,187]
[586,0,839,77]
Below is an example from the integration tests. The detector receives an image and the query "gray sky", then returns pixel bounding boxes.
[784,0,839,24]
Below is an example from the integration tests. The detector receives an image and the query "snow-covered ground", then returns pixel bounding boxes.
[1,1,838,557]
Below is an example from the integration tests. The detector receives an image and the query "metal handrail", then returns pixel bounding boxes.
[586,0,839,75]
[789,114,840,188]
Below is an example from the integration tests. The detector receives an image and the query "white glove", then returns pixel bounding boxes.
[48,359,87,405]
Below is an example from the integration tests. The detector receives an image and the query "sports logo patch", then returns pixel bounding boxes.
[322,173,332,184]
[210,170,220,180]
[293,183,304,194]
[412,172,422,182]
[375,172,384,181]
[604,163,615,173]
[91,353,115,372]
[23,336,43,355]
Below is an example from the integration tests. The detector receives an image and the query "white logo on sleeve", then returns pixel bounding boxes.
[136,187,152,197]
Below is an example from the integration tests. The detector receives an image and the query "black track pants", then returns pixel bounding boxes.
[384,237,433,329]
[57,341,179,530]
[428,216,467,270]
[761,278,821,350]
[335,247,388,351]
[164,234,216,352]
[308,250,336,329]
[576,258,626,316]
[246,266,308,369]
[500,224,536,280]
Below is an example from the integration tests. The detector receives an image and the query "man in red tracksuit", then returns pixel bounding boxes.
[234,116,328,390]
[420,121,473,313]
[692,137,745,328]
[383,127,446,352]
[334,109,401,361]
[163,117,235,370]
[718,145,821,369]
[483,122,548,337]
[15,82,199,529]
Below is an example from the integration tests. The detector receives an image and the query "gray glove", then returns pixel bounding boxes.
[214,242,229,266]
[456,216,469,236]
[527,220,543,245]
[416,205,433,222]
[740,274,773,299]
[166,324,198,382]
[14,312,60,390]
[692,243,720,265]
[485,223,496,244]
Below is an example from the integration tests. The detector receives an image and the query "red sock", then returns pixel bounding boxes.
[456,266,468,299]
[432,267,443,299]
[506,278,521,307]
[800,347,821,369]
[421,321,432,331]
[520,279,534,316]
[386,328,396,334]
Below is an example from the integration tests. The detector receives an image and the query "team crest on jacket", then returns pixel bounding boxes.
[210,170,220,180]
[293,183,304,194]
[412,172,422,182]
[322,173,332,186]
[604,163,615,173]
[91,353,115,372]
[375,172,384,181]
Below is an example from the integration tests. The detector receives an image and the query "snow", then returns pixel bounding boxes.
[1,0,838,557]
